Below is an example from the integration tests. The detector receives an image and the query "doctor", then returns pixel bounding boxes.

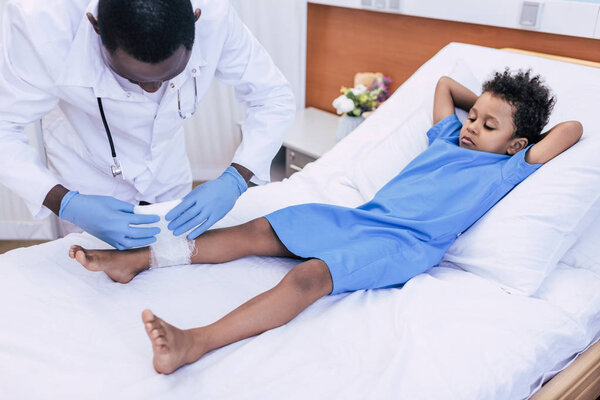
[0,0,295,249]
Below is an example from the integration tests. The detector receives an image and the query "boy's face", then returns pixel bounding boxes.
[459,92,527,155]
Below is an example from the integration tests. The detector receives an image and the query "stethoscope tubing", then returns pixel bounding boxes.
[97,97,117,158]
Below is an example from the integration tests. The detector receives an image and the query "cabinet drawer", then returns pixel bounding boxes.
[285,148,316,177]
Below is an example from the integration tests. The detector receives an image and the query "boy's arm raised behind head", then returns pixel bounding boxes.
[433,76,478,124]
[525,121,583,165]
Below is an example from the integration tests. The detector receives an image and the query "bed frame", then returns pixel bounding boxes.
[305,4,600,399]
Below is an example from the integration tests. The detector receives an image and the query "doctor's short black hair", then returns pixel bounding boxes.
[97,0,195,63]
[482,69,555,144]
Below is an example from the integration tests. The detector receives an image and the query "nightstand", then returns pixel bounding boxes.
[282,107,339,178]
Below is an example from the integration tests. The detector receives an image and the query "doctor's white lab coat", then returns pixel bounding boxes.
[0,0,296,219]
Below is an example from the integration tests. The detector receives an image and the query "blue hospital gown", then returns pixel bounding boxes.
[265,114,542,294]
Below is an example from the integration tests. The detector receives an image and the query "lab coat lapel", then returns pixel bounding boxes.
[152,45,208,147]
[157,52,208,119]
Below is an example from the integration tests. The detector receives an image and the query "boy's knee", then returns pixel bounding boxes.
[245,217,272,236]
[288,260,332,294]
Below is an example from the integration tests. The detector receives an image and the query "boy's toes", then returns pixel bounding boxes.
[69,245,82,259]
[145,323,156,335]
[142,309,155,324]
[73,248,89,266]
[151,329,164,339]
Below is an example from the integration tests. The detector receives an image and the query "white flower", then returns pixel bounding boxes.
[350,84,367,95]
[332,95,355,114]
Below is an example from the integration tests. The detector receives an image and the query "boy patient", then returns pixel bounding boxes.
[69,69,582,375]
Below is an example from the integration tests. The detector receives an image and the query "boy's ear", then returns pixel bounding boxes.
[507,137,528,155]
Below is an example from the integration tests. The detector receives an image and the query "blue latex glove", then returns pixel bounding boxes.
[59,191,161,250]
[166,166,248,239]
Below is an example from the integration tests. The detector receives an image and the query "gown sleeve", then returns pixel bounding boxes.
[426,114,462,146]
[501,144,543,185]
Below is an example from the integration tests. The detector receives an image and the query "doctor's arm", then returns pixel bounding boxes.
[215,4,295,185]
[231,163,253,183]
[0,4,159,249]
[166,4,295,240]
[43,185,69,215]
[0,4,63,220]
[433,76,478,124]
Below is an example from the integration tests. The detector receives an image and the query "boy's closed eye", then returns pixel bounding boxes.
[467,115,497,131]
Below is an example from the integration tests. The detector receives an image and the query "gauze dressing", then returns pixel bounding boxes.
[133,199,196,268]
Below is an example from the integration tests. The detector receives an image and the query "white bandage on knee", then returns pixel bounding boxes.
[133,199,196,269]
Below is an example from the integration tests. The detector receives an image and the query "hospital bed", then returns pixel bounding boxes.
[1,43,599,399]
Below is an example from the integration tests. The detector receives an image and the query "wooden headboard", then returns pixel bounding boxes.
[306,3,600,112]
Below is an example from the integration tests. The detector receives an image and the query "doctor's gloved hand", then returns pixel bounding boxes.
[59,191,161,250]
[165,166,248,240]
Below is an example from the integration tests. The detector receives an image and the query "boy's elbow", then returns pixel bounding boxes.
[437,76,451,87]
[572,120,583,138]
[552,120,583,142]
[566,120,583,144]
[562,121,583,158]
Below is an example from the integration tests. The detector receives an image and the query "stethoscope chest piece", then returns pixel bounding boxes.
[111,157,123,178]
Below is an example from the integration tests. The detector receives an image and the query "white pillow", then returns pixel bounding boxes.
[560,209,600,276]
[349,59,481,200]
[441,138,600,295]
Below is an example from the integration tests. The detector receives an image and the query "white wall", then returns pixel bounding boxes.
[309,0,600,39]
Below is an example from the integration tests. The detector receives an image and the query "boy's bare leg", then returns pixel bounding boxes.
[69,217,295,283]
[142,258,333,374]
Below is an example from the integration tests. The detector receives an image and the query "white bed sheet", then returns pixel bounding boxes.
[1,43,599,399]
[1,233,599,400]
[1,233,598,400]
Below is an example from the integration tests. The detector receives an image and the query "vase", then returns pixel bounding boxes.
[335,114,365,142]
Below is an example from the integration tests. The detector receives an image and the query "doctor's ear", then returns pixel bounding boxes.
[194,9,201,22]
[86,12,100,35]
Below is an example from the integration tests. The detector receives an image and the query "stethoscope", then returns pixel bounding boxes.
[97,71,199,179]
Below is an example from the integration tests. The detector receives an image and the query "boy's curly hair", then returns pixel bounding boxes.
[482,69,555,144]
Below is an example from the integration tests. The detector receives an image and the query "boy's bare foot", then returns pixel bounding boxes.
[142,309,207,374]
[68,245,150,283]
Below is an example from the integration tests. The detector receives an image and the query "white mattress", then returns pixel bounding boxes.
[1,43,599,399]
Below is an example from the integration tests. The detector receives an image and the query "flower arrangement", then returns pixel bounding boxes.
[332,73,392,117]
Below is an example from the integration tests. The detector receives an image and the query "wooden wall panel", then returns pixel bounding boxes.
[306,4,600,112]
